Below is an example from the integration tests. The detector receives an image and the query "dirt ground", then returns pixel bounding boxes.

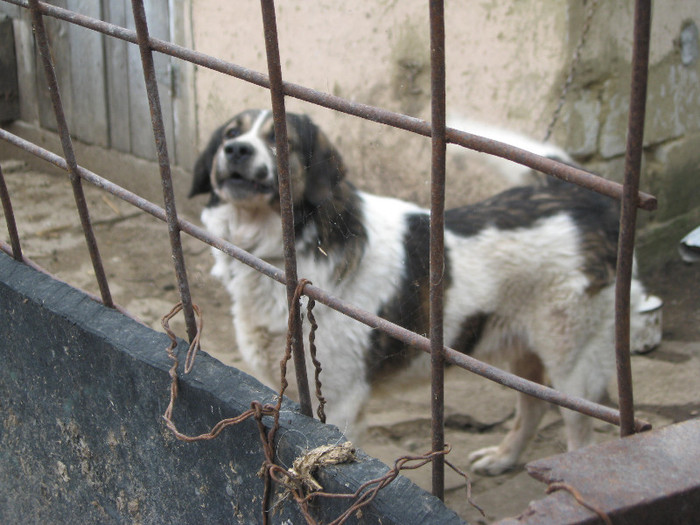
[1,157,698,524]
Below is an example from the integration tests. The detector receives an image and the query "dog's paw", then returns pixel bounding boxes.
[468,446,516,476]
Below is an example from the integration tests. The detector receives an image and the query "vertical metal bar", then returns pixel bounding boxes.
[0,164,23,261]
[615,0,651,438]
[259,0,314,418]
[429,0,447,500]
[27,0,114,308]
[130,0,197,342]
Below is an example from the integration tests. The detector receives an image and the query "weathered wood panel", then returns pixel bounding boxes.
[65,0,108,147]
[124,0,175,161]
[169,0,196,170]
[0,15,20,122]
[8,10,39,124]
[103,0,132,154]
[35,0,72,134]
[3,0,192,167]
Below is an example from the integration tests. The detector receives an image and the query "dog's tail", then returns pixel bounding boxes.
[447,117,573,187]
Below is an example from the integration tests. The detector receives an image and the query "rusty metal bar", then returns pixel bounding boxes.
[0,164,23,261]
[5,0,657,211]
[259,0,314,419]
[130,0,197,343]
[26,0,114,308]
[429,0,447,500]
[615,0,652,438]
[0,127,652,434]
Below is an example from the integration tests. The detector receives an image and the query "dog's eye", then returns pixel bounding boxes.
[225,128,240,139]
[267,129,276,143]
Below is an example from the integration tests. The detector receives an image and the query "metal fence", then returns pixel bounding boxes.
[0,0,654,513]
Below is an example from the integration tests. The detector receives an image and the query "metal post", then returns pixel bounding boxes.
[260,0,314,418]
[0,164,23,261]
[429,0,447,500]
[27,0,114,308]
[130,0,198,342]
[615,0,652,438]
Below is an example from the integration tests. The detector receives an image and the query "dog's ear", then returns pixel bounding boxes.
[189,123,226,197]
[290,114,346,206]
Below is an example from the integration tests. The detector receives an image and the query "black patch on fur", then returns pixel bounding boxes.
[366,213,453,381]
[295,181,368,281]
[445,179,620,292]
[450,313,489,355]
[289,115,367,280]
[189,121,231,205]
[288,113,347,208]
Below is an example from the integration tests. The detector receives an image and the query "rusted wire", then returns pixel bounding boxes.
[162,302,203,374]
[130,0,198,344]
[615,0,652,439]
[159,278,312,522]
[26,0,114,308]
[160,299,278,525]
[160,282,468,525]
[260,0,314,419]
[304,288,328,423]
[294,445,483,525]
[546,482,613,525]
[0,164,23,261]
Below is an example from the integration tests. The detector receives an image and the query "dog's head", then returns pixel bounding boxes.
[189,109,346,209]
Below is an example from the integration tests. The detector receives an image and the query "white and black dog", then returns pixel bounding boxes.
[189,109,660,475]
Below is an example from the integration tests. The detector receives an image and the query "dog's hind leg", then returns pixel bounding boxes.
[469,351,547,475]
[321,379,371,443]
[549,340,612,451]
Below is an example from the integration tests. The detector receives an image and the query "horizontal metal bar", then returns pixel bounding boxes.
[0,127,651,432]
[5,0,656,211]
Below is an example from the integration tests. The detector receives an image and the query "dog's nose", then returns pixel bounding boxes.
[224,142,253,163]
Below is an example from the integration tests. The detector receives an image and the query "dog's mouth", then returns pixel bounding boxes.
[217,167,276,198]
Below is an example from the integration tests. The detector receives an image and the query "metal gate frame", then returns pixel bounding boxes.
[0,0,655,506]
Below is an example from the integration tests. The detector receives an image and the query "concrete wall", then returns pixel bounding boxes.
[189,1,699,269]
[191,1,572,205]
[0,251,464,524]
[553,3,700,267]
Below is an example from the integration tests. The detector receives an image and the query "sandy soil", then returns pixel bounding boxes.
[1,158,698,523]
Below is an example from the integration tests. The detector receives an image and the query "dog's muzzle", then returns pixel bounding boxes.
[215,140,275,199]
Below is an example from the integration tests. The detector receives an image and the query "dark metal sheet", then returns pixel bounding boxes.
[496,419,700,524]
